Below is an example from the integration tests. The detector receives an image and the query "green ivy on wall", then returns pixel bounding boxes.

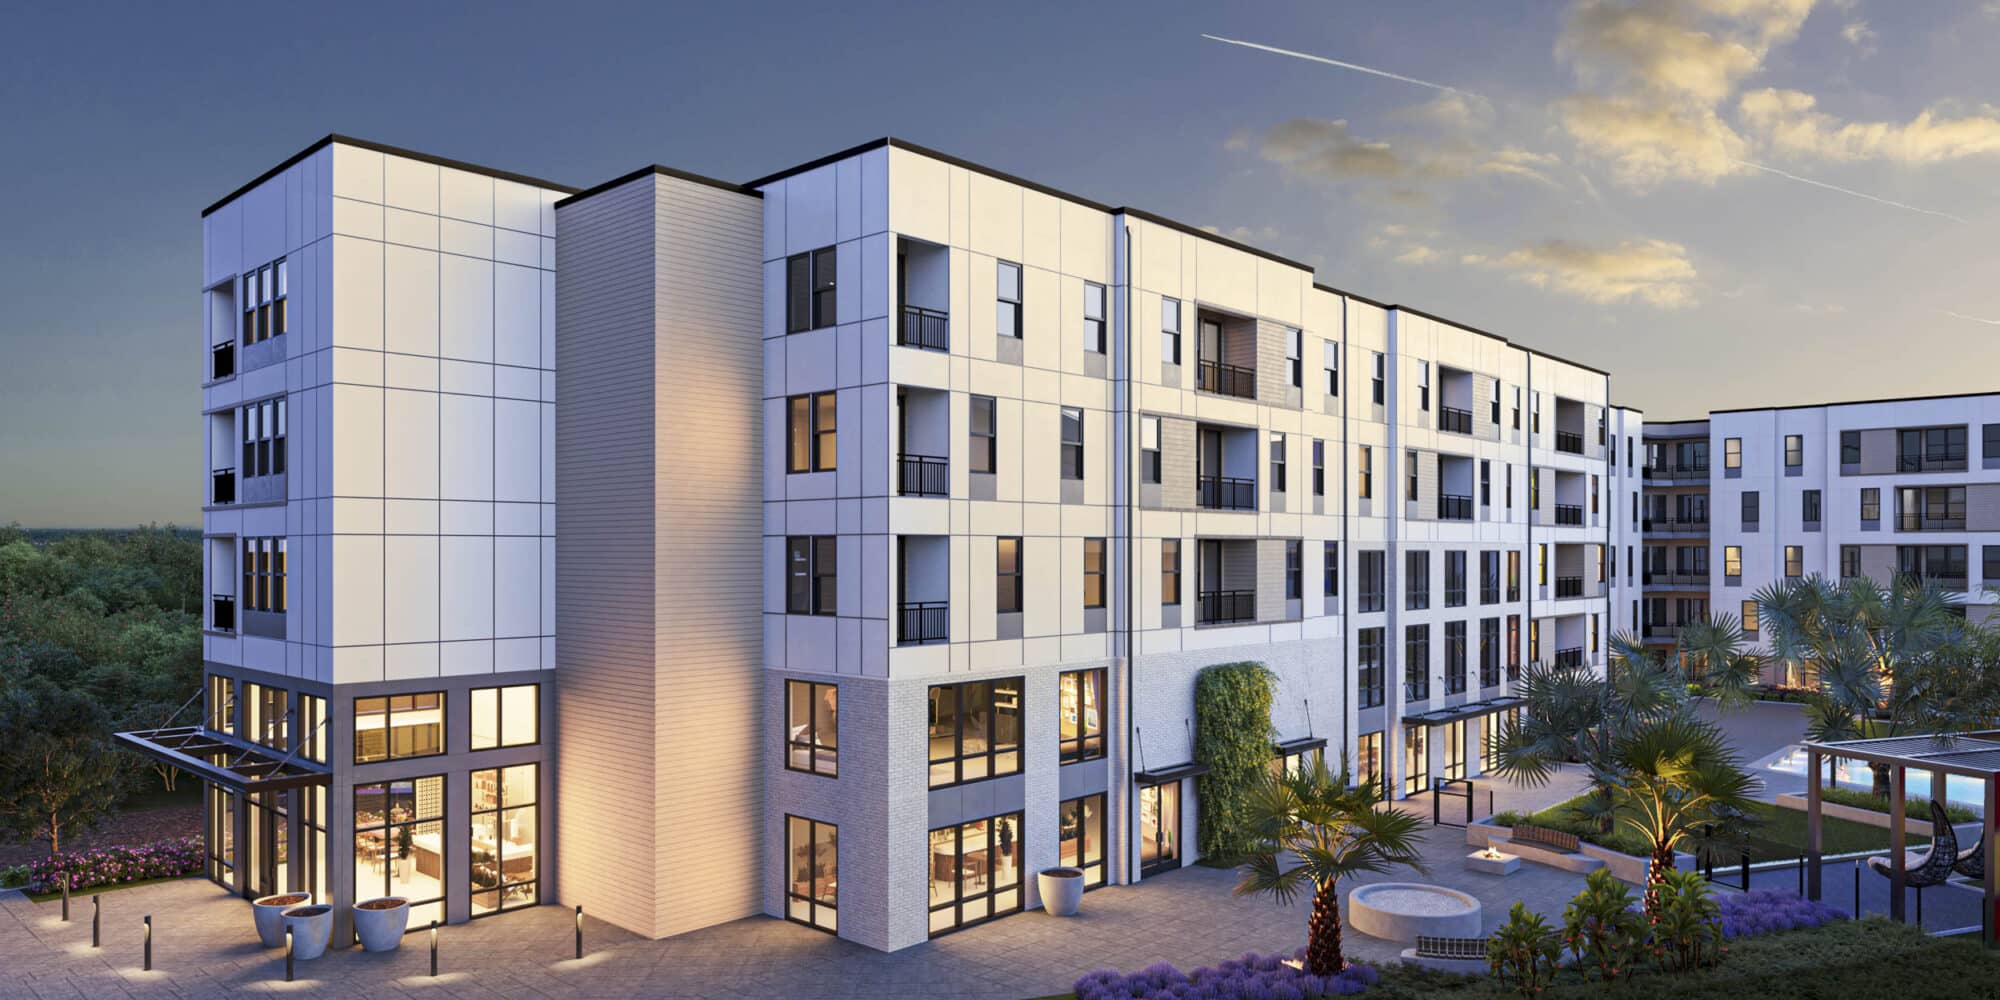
[1193,660,1276,862]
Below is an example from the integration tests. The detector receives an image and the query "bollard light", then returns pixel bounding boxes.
[92,895,100,948]
[574,905,583,960]
[430,920,438,977]
[143,914,152,971]
[1854,859,1861,916]
[61,873,71,922]
[284,926,294,983]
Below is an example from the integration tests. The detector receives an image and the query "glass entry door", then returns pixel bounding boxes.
[1139,781,1181,877]
[246,790,290,898]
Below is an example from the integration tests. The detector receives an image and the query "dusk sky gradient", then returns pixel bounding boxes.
[4,0,1997,526]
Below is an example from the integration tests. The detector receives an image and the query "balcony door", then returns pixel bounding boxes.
[1197,318,1223,368]
[1138,781,1181,877]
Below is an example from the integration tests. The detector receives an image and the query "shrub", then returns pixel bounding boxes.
[1648,869,1723,972]
[1193,661,1275,861]
[1561,869,1646,982]
[1488,902,1560,997]
[20,836,204,894]
[1073,951,1379,1000]
[1715,889,1847,939]
[1816,785,1978,826]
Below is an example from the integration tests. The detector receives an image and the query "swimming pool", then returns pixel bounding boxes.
[1767,745,1990,811]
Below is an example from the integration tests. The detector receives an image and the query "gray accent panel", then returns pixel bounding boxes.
[1256,539,1287,622]
[996,611,1024,640]
[1159,417,1196,510]
[242,472,287,504]
[1082,352,1108,380]
[996,335,1024,366]
[970,473,997,501]
[1083,608,1107,634]
[240,335,288,374]
[1060,478,1084,505]
[1058,758,1110,800]
[1270,489,1287,514]
[1967,484,2000,531]
[1139,482,1163,508]
[242,609,286,639]
[1160,362,1181,388]
[1160,604,1181,629]
[928,773,1028,829]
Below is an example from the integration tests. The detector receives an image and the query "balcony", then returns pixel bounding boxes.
[1198,589,1256,625]
[1897,514,1966,532]
[1554,576,1585,599]
[211,342,236,380]
[1439,406,1473,435]
[1643,463,1709,482]
[1643,517,1708,534]
[1553,647,1585,668]
[1643,624,1682,641]
[1644,571,1709,588]
[1902,572,1968,592]
[1437,494,1473,521]
[898,453,948,497]
[1197,360,1257,400]
[211,595,236,634]
[211,468,236,506]
[1554,431,1584,455]
[1198,475,1256,511]
[898,601,949,645]
[1897,454,1967,474]
[898,306,949,352]
[1553,504,1584,526]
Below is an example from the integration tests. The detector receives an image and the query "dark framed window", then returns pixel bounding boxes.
[928,811,1022,935]
[1842,430,1861,465]
[1286,328,1303,388]
[1899,426,1967,470]
[1161,297,1181,365]
[1417,361,1430,411]
[1161,539,1181,606]
[354,775,445,927]
[1323,542,1339,597]
[996,261,1023,339]
[298,694,325,765]
[1985,546,2000,587]
[1270,432,1287,493]
[1406,550,1429,610]
[1861,487,1880,521]
[240,536,287,613]
[970,395,997,475]
[1312,439,1325,497]
[1480,551,1500,604]
[1060,407,1084,480]
[785,680,838,777]
[928,680,1023,788]
[786,246,838,333]
[1285,540,1303,600]
[469,684,539,751]
[1479,617,1500,687]
[1358,549,1385,612]
[353,693,443,763]
[996,537,1023,614]
[1803,489,1822,525]
[1479,459,1490,507]
[1741,491,1759,529]
[1084,282,1106,353]
[1357,627,1384,708]
[1490,377,1502,425]
[1059,669,1105,763]
[1507,615,1521,675]
[787,392,837,473]
[1059,795,1106,888]
[1370,352,1384,405]
[1444,550,1466,607]
[1511,386,1521,430]
[1841,545,1861,579]
[241,258,287,346]
[1784,434,1803,468]
[1141,416,1161,484]
[1406,450,1418,501]
[1357,445,1373,499]
[1741,600,1760,635]
[1724,545,1742,578]
[239,398,287,479]
[786,536,837,615]
[1445,621,1467,694]
[1083,538,1106,609]
[245,682,289,750]
[784,815,837,933]
[1986,424,2000,460]
[1324,342,1339,397]
[1405,624,1431,701]
[1723,437,1741,469]
[470,765,538,917]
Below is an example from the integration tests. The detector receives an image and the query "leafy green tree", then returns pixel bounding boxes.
[1233,756,1427,975]
[0,681,122,854]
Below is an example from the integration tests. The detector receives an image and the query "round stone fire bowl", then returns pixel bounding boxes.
[1347,882,1483,942]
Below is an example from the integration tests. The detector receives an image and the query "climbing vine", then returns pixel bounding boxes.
[1192,660,1276,861]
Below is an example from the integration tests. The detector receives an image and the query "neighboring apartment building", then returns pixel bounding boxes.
[1643,394,2000,683]
[122,134,1633,954]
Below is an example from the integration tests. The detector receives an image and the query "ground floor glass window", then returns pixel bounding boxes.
[1403,725,1429,796]
[928,812,1022,935]
[470,765,538,916]
[785,815,837,933]
[1356,732,1384,800]
[1058,794,1105,888]
[1139,782,1181,876]
[1443,720,1466,781]
[355,775,445,928]
[206,782,236,888]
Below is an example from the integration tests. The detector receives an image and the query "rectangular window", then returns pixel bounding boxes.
[996,261,1023,338]
[1537,543,1548,586]
[1357,445,1373,500]
[1490,377,1502,425]
[1531,392,1540,434]
[1742,491,1759,529]
[1506,550,1520,601]
[1286,328,1303,388]
[1507,615,1521,675]
[786,536,837,616]
[355,775,445,927]
[1405,624,1431,701]
[353,693,444,763]
[996,537,1022,615]
[969,396,997,475]
[1161,297,1181,364]
[238,536,288,613]
[1059,794,1106,889]
[1059,670,1106,763]
[1512,386,1521,430]
[1083,538,1106,609]
[1480,551,1500,604]
[786,247,838,333]
[1417,361,1430,411]
[1161,539,1181,606]
[1312,439,1325,497]
[787,393,837,473]
[1591,474,1600,514]
[1324,341,1339,396]
[929,680,1023,788]
[1803,489,1822,525]
[1141,416,1162,484]
[1405,450,1418,502]
[469,764,540,917]
[1505,463,1513,510]
[1861,487,1881,521]
[1899,426,1968,471]
[1479,460,1491,507]
[1285,540,1303,600]
[1784,434,1803,468]
[1987,424,2000,460]
[239,398,288,479]
[1986,546,2000,587]
[1323,542,1339,598]
[1529,619,1540,663]
[1841,544,1860,579]
[1370,352,1385,405]
[245,682,289,751]
[785,680,838,776]
[1842,430,1862,465]
[1359,550,1385,612]
[1445,621,1467,694]
[928,811,1023,935]
[469,684,539,751]
[1406,550,1430,610]
[1445,550,1467,608]
[1741,600,1760,635]
[1479,617,1501,687]
[1060,407,1084,480]
[1724,437,1742,469]
[784,815,838,932]
[1083,282,1106,354]
[1357,627,1385,708]
[1270,432,1287,493]
[1724,546,1743,578]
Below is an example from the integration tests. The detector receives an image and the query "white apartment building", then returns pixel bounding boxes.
[125,134,1633,955]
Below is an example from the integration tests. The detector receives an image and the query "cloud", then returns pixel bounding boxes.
[1738,88,2000,163]
[1249,118,1565,189]
[1557,95,1747,186]
[1483,238,1701,307]
[1394,91,1496,130]
[1840,19,1877,55]
[1395,244,1443,265]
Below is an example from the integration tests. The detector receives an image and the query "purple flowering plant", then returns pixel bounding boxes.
[1073,950,1381,1000]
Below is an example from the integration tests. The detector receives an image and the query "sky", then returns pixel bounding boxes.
[2,0,1997,526]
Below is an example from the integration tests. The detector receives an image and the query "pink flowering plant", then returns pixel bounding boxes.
[22,836,205,895]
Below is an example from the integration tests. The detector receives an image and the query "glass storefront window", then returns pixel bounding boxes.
[470,685,539,750]
[927,679,1022,788]
[1058,670,1104,763]
[470,765,538,916]
[1058,795,1104,888]
[354,692,445,763]
[355,775,446,928]
[785,815,838,933]
[927,812,1022,935]
[785,680,838,777]
[207,782,236,888]
[1403,725,1429,796]
[1356,731,1384,800]
[1139,782,1180,876]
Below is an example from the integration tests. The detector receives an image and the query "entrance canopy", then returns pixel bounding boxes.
[1400,695,1524,728]
[114,725,330,793]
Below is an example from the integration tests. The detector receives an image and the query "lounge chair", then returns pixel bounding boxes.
[1866,801,1958,889]
[1955,824,1983,881]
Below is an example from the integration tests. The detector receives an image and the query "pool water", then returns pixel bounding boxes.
[1767,746,1989,812]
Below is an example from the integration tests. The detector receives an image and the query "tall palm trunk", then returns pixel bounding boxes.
[1645,844,1676,915]
[1870,762,1892,799]
[1306,881,1345,975]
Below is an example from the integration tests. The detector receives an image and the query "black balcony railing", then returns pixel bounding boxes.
[1643,624,1682,639]
[1439,406,1473,434]
[211,342,236,380]
[1554,504,1584,526]
[1554,430,1584,454]
[1644,571,1710,587]
[211,468,236,506]
[1198,589,1257,625]
[1898,454,1968,474]
[898,453,949,497]
[1438,494,1473,521]
[1197,359,1257,399]
[1901,573,1969,592]
[1198,475,1257,511]
[1553,647,1585,668]
[1642,463,1709,481]
[898,601,949,645]
[899,305,949,352]
[211,595,236,633]
[1555,576,1585,599]
[1896,514,1966,532]
[1642,517,1708,533]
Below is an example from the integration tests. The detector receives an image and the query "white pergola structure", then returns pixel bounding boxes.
[1801,733,2000,944]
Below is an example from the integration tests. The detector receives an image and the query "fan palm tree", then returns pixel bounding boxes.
[1601,713,1756,913]
[1233,755,1428,975]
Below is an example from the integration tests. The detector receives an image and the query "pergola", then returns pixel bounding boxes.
[1800,733,2000,945]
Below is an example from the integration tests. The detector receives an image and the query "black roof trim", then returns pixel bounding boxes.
[1135,761,1211,785]
[1273,736,1328,754]
[1709,388,2000,416]
[202,134,578,219]
[1400,696,1525,728]
[554,164,758,210]
[1317,281,1392,310]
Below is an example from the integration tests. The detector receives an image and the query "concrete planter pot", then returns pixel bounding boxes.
[1038,867,1085,916]
[281,904,334,960]
[251,893,311,948]
[352,897,410,952]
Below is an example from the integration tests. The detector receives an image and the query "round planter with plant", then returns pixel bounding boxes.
[352,896,411,951]
[251,893,312,948]
[1038,867,1085,916]
[282,904,335,960]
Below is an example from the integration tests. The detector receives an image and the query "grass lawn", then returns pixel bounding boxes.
[1497,795,1924,863]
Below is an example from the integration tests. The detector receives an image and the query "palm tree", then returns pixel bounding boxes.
[1233,755,1428,975]
[1600,714,1755,913]
[1490,641,1683,832]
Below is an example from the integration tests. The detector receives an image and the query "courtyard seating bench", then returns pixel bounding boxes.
[1414,935,1489,961]
[1510,824,1581,853]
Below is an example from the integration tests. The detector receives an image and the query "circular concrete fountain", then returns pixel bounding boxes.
[1347,882,1483,942]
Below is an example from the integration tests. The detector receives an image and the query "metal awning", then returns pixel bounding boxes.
[1400,695,1525,728]
[1135,761,1211,785]
[1273,736,1327,755]
[114,725,330,793]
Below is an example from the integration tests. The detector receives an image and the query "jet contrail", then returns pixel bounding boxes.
[1936,308,2000,326]
[1730,159,1970,225]
[1201,34,1480,98]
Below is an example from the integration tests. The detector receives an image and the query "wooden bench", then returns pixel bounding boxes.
[1510,823,1581,853]
[1414,935,1489,961]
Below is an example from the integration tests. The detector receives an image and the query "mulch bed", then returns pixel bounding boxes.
[0,802,202,868]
